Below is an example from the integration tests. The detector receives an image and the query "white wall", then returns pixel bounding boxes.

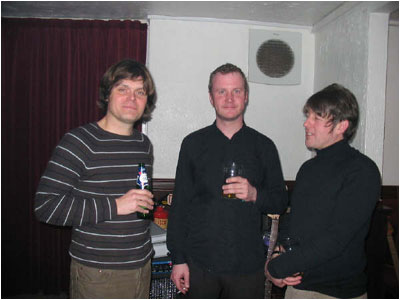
[314,3,371,153]
[146,18,314,179]
[313,2,393,176]
[382,25,399,185]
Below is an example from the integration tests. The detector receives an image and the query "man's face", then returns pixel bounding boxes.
[107,77,147,125]
[209,72,248,123]
[303,109,345,150]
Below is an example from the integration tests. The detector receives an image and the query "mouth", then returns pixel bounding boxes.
[123,106,137,111]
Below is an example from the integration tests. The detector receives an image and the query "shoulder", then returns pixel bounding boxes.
[138,131,152,147]
[56,123,92,143]
[296,157,314,176]
[65,123,98,139]
[52,124,109,158]
[348,147,381,178]
[182,125,213,144]
[243,125,277,149]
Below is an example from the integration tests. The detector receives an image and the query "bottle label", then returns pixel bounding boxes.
[137,168,149,189]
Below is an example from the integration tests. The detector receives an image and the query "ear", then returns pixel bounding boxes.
[335,120,349,136]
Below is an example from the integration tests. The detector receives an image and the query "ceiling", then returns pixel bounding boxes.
[2,1,350,27]
[2,1,398,28]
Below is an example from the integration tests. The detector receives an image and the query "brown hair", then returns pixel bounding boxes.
[303,83,359,140]
[208,63,249,95]
[98,59,156,121]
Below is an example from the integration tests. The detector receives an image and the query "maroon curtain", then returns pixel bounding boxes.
[2,18,147,297]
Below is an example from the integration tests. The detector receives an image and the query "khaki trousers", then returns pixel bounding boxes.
[285,286,367,299]
[70,259,151,299]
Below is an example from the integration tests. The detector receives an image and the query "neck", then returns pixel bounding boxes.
[97,116,133,136]
[216,118,244,139]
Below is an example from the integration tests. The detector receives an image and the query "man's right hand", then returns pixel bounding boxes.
[171,263,190,295]
[115,189,154,215]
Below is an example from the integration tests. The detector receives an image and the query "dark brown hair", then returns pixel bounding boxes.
[303,83,359,140]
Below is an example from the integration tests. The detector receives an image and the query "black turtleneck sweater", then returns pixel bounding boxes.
[268,140,381,298]
[167,122,288,274]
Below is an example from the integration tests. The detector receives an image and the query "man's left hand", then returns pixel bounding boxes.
[265,261,303,288]
[223,176,257,202]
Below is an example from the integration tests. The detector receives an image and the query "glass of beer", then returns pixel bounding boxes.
[222,161,242,199]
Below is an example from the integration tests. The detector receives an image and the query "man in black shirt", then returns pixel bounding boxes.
[167,63,288,298]
[266,84,381,298]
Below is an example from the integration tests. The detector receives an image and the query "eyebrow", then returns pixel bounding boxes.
[115,82,144,89]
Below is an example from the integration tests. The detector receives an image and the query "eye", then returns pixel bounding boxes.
[117,86,128,94]
[216,89,226,95]
[233,89,242,95]
[135,89,147,97]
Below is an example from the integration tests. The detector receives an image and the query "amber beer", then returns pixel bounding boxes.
[136,163,152,219]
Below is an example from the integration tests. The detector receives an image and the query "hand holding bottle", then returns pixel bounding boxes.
[115,189,154,215]
[115,163,154,216]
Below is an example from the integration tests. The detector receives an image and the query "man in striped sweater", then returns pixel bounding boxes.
[35,59,157,298]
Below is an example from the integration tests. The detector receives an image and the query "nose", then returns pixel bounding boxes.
[226,91,234,102]
[303,116,310,128]
[128,90,136,101]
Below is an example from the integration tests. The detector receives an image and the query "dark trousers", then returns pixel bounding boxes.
[186,261,265,299]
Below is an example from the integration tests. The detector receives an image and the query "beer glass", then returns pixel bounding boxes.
[222,161,242,198]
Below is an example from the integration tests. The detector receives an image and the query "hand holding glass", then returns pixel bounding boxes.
[222,161,242,198]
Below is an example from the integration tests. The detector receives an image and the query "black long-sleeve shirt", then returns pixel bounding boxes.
[167,122,288,274]
[35,123,154,269]
[268,140,381,298]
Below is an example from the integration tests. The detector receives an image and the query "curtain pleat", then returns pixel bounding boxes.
[2,18,148,297]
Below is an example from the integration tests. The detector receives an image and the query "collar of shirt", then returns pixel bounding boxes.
[315,139,349,159]
[211,120,248,141]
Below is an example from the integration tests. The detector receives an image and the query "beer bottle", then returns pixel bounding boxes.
[136,163,152,219]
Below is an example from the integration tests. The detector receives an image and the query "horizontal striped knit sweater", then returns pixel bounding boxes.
[35,122,154,269]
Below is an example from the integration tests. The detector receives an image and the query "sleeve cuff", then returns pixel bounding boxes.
[171,252,186,265]
[267,257,281,278]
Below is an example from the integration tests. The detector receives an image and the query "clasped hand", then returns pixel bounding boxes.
[265,249,303,288]
[222,176,257,202]
[116,189,154,215]
[267,271,303,288]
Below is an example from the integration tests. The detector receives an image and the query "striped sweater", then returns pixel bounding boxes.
[35,122,154,269]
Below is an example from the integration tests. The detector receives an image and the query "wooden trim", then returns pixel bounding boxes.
[152,178,398,201]
[152,178,297,192]
[381,185,399,200]
[152,178,175,192]
[285,180,295,192]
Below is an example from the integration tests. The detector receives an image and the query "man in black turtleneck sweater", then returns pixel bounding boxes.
[266,84,381,299]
